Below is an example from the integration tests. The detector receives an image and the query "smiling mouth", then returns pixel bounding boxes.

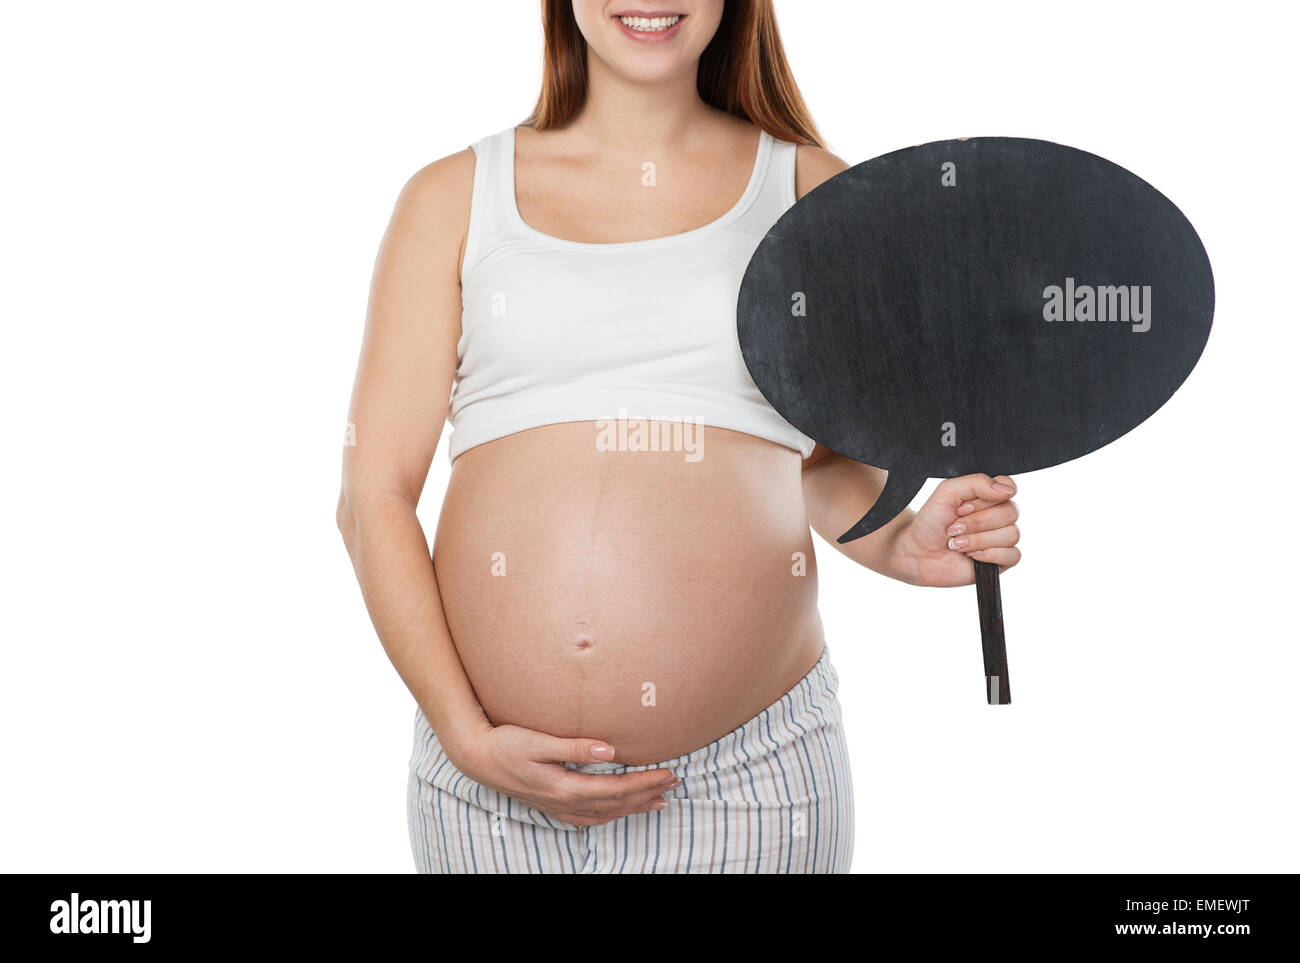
[614,13,684,33]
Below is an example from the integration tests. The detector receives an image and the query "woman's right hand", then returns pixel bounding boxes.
[446,721,681,826]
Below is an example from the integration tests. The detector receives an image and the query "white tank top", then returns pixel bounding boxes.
[446,124,816,463]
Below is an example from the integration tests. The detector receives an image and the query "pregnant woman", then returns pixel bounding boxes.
[336,0,1021,874]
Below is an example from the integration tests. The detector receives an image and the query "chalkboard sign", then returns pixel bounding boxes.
[738,137,1214,703]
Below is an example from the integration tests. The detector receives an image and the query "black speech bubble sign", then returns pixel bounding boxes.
[738,137,1215,703]
[740,137,1214,539]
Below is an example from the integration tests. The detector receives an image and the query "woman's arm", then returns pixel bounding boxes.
[802,452,1021,587]
[335,150,488,757]
[801,445,919,579]
[336,152,678,824]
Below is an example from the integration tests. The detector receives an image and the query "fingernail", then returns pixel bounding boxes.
[946,523,966,536]
[659,772,677,785]
[590,745,615,761]
[651,799,667,810]
[948,536,969,550]
[993,482,1016,494]
[958,502,975,514]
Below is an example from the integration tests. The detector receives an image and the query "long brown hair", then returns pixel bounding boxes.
[523,0,824,148]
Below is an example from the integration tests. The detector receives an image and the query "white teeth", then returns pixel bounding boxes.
[618,14,681,32]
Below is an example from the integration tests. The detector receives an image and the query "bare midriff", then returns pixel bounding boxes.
[432,422,826,765]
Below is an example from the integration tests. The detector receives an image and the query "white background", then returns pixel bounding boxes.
[2,0,1295,873]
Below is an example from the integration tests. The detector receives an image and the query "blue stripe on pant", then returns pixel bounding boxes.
[406,644,855,873]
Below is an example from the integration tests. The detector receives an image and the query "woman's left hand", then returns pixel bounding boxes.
[893,474,1021,587]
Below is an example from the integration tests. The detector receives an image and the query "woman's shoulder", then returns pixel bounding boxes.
[721,112,849,200]
[793,141,850,200]
[384,143,482,280]
[401,144,478,213]
[396,120,520,223]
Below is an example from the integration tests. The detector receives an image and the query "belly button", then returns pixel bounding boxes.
[564,619,596,653]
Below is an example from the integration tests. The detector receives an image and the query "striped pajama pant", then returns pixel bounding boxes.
[405,644,855,873]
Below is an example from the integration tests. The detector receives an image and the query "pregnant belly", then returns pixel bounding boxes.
[432,423,825,765]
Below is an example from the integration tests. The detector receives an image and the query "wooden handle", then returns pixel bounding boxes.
[973,559,1011,705]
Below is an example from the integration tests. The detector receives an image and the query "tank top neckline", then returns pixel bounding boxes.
[501,124,775,252]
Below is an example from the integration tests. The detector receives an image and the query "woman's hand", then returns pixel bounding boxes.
[892,473,1021,587]
[444,720,681,827]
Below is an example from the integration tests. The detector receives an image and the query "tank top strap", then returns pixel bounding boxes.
[460,126,523,283]
[766,133,799,210]
[735,130,799,233]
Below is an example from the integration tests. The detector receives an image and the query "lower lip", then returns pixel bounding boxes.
[613,16,685,44]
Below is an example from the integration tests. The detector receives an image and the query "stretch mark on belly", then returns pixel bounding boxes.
[587,452,617,552]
